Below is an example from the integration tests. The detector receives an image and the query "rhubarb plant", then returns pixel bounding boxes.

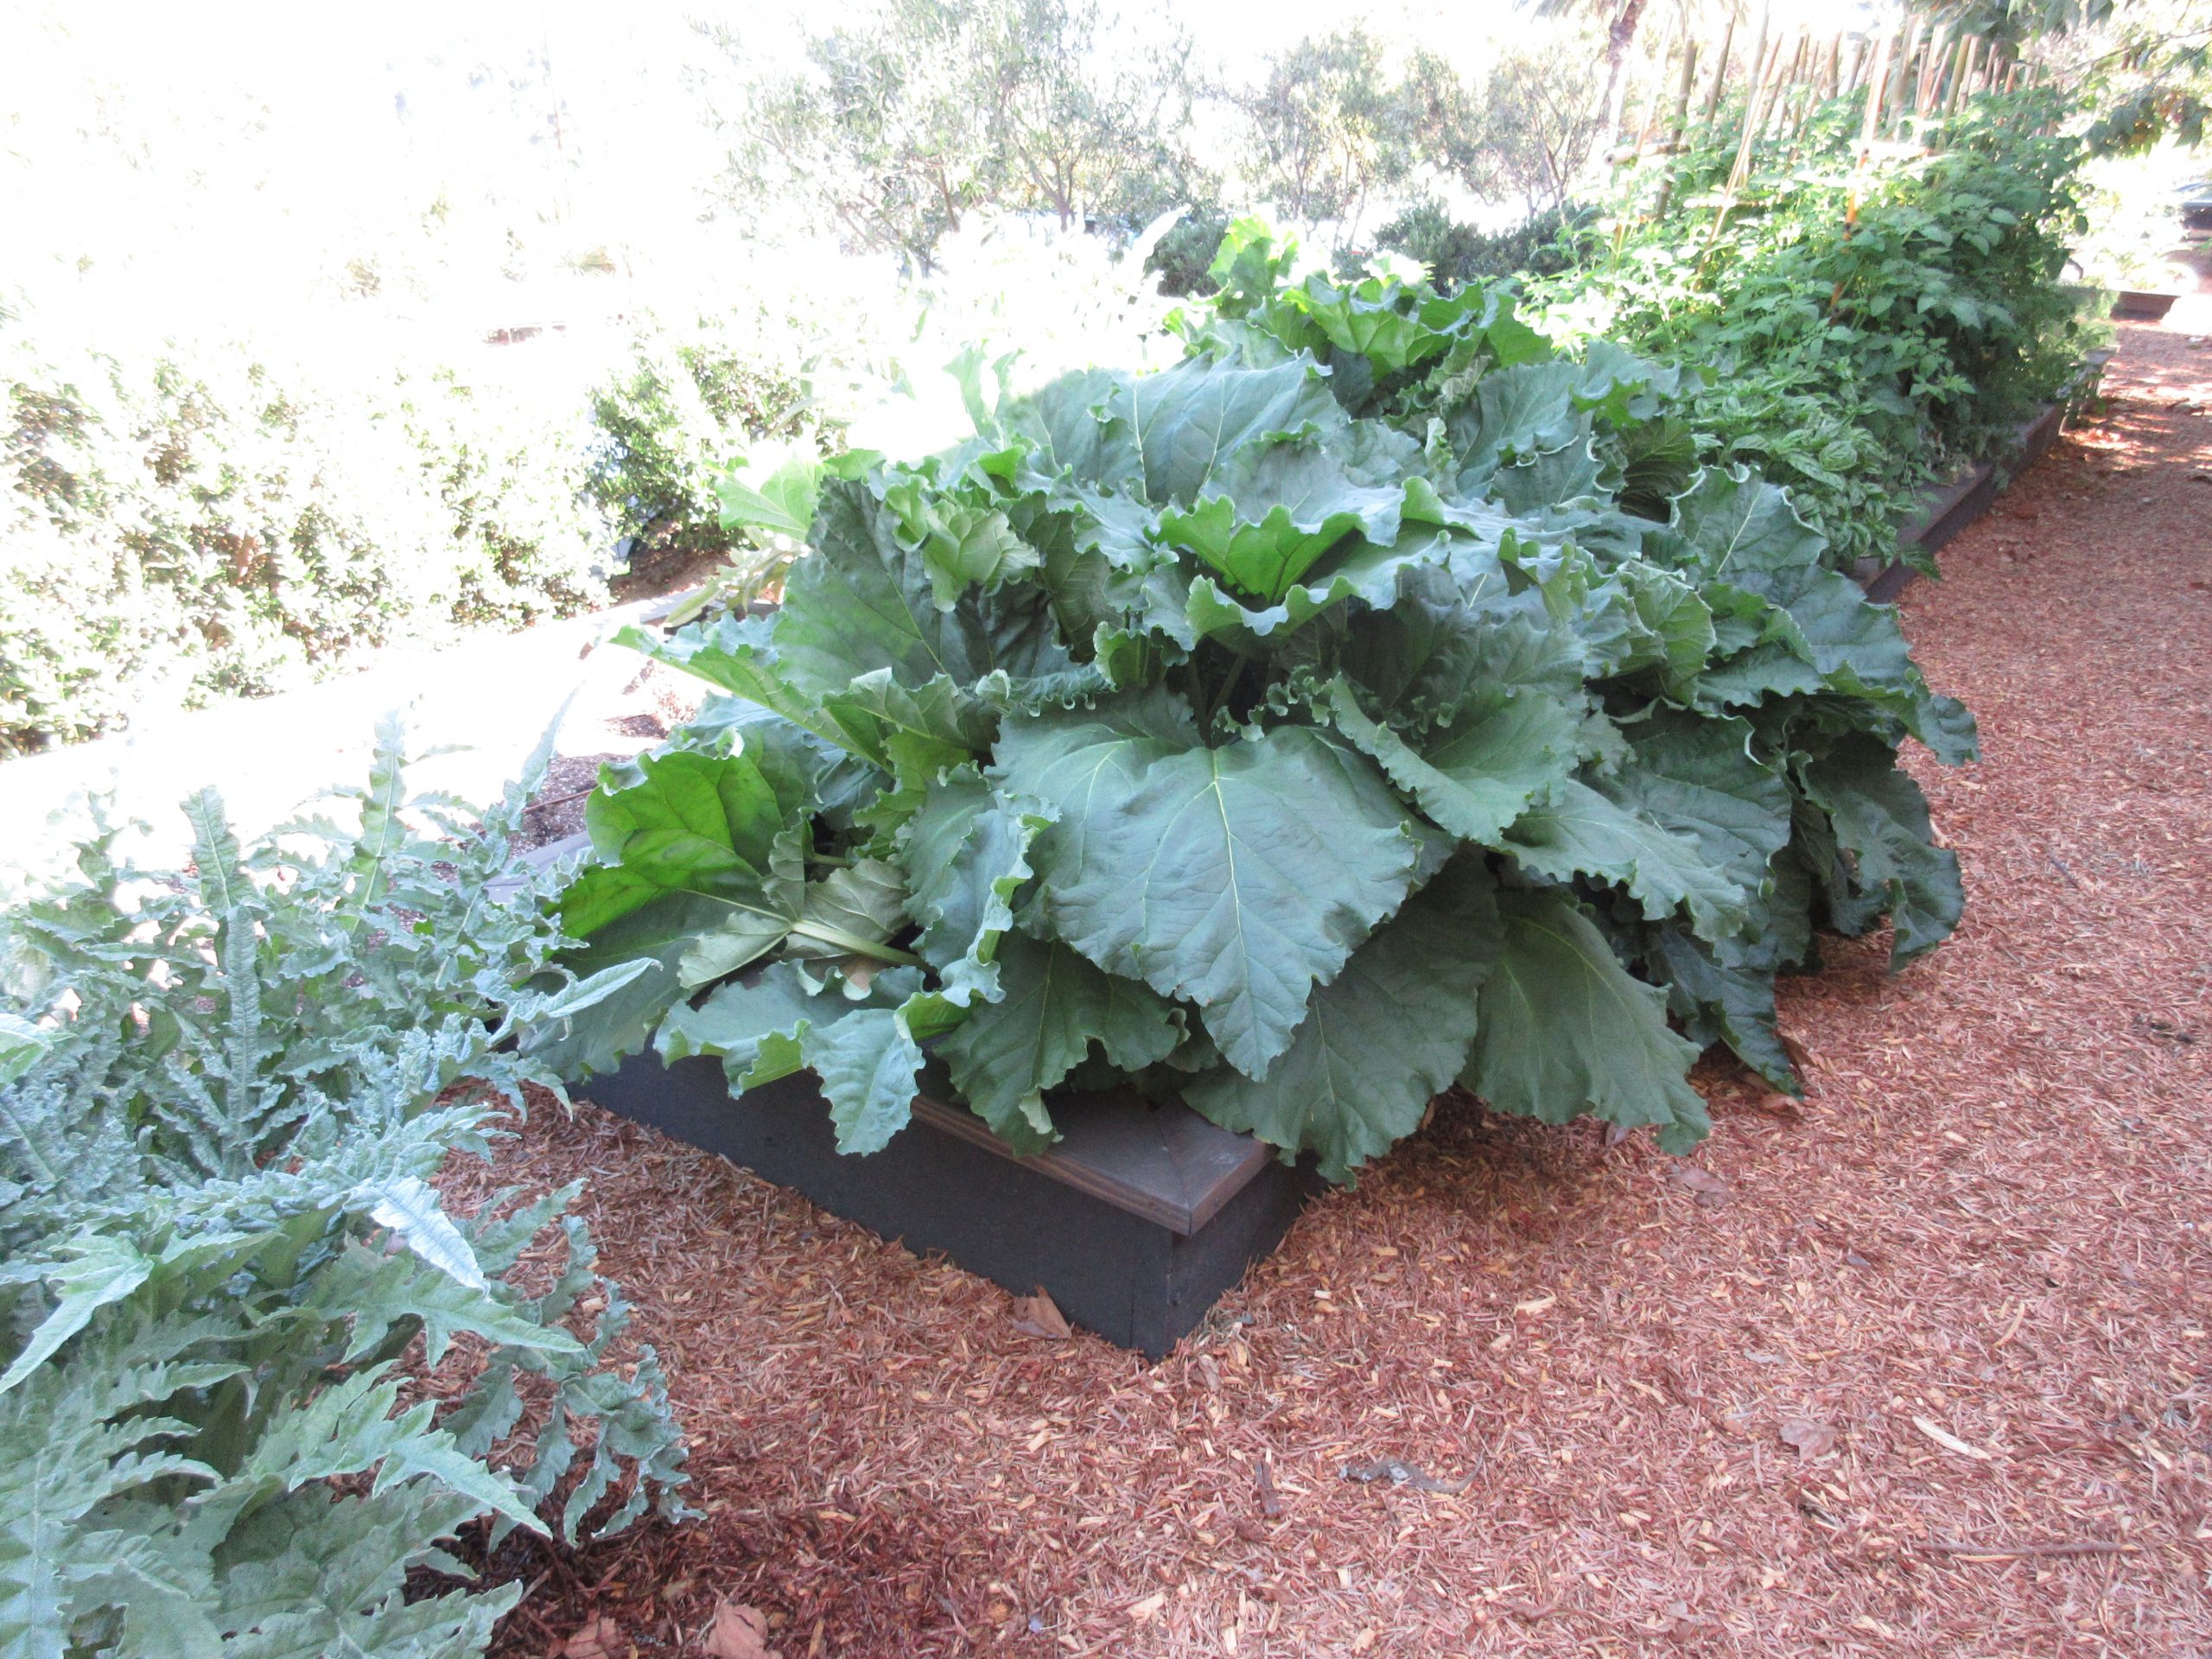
[536,226,1973,1182]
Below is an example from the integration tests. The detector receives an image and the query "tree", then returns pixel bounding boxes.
[982,0,1208,230]
[702,0,1211,268]
[1233,29,1416,231]
[1475,39,1611,213]
[704,0,1003,270]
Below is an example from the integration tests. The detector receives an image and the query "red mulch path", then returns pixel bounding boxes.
[448,303,2212,1658]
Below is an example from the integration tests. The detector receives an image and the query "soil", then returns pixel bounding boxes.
[456,302,2212,1657]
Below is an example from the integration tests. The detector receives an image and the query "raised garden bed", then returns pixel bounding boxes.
[512,835,1319,1357]
[539,362,2084,1360]
[579,1052,1319,1358]
[2112,289,2179,321]
[1853,399,2070,602]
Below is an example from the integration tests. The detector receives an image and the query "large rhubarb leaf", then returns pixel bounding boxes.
[1496,696,1785,944]
[900,768,1052,1006]
[1160,463,1402,602]
[560,747,911,988]
[936,933,1180,1152]
[1579,561,1716,683]
[524,936,689,1081]
[656,963,928,1154]
[1503,781,1748,939]
[774,478,1087,700]
[879,480,1040,610]
[1656,468,1977,762]
[1451,361,1584,482]
[560,749,810,986]
[1463,888,1708,1150]
[994,694,1420,1077]
[1114,356,1345,504]
[1605,706,1794,899]
[1327,684,1580,849]
[1796,730,1963,965]
[1320,564,1586,844]
[1645,921,1798,1092]
[1184,854,1501,1181]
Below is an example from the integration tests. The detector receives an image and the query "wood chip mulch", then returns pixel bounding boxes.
[443,303,2212,1658]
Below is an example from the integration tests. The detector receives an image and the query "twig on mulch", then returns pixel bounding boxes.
[1916,1540,2140,1560]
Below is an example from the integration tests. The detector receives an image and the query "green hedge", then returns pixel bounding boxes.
[1,333,608,755]
[2,307,825,758]
[1370,199,1583,288]
[582,308,826,585]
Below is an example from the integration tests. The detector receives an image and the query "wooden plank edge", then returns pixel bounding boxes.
[906,1092,1274,1237]
[1852,400,2067,602]
[514,847,1274,1234]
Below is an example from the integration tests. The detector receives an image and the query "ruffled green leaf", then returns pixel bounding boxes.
[1185,854,1501,1181]
[900,768,1053,1006]
[937,934,1180,1153]
[1464,888,1708,1151]
[1796,730,1964,966]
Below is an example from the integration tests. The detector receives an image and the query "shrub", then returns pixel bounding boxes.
[1534,86,2096,572]
[1371,199,1582,288]
[538,222,1974,1183]
[0,727,688,1654]
[1145,210,1235,297]
[582,309,828,585]
[1,326,613,756]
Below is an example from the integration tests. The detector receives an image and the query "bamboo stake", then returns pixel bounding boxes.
[1744,2,1772,117]
[1651,36,1700,219]
[1859,29,1893,150]
[1778,33,1808,137]
[1709,27,1783,251]
[1916,22,1950,117]
[1849,23,1896,226]
[1636,10,1686,151]
[1887,15,1923,134]
[1961,35,1985,107]
[1825,34,1843,101]
[1699,11,1738,124]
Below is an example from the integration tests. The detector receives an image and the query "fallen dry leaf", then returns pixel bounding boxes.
[1779,1417,1837,1458]
[702,1599,780,1659]
[1012,1286,1071,1339]
[1255,1457,1283,1519]
[556,1615,626,1659]
[1667,1166,1732,1207]
[1911,1415,1993,1461]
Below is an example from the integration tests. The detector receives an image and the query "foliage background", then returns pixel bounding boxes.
[0,0,2194,755]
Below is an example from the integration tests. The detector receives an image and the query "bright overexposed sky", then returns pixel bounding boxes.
[0,0,1891,341]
